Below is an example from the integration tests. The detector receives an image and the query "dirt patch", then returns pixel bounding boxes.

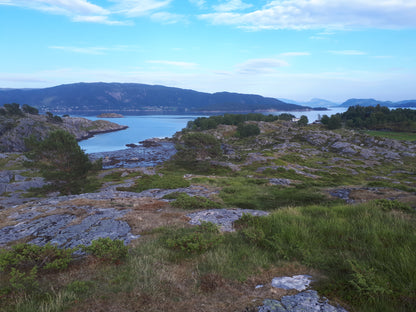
[121,198,188,235]
[349,188,416,206]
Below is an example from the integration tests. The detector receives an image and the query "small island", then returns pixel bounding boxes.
[97,113,124,118]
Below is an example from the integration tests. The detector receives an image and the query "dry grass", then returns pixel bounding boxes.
[64,260,316,312]
[350,187,416,205]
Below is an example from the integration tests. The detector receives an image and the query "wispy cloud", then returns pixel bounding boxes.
[213,0,252,12]
[112,0,172,18]
[200,0,416,30]
[188,0,205,9]
[150,11,186,24]
[236,58,289,74]
[280,52,310,57]
[0,0,173,25]
[49,45,140,55]
[328,50,367,55]
[147,60,198,68]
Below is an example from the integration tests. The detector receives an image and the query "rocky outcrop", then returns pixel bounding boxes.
[0,114,127,152]
[186,208,269,232]
[257,275,347,312]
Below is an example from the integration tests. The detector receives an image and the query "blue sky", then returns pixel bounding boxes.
[0,0,415,102]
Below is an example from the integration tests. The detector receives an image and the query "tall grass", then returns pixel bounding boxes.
[235,202,416,310]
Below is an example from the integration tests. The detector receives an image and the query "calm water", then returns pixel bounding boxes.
[78,115,199,153]
[78,108,348,153]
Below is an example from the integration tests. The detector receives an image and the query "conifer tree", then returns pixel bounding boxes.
[25,130,97,194]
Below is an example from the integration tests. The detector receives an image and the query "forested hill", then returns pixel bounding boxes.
[0,82,314,115]
[340,98,416,108]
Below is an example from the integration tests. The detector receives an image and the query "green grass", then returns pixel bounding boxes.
[117,174,190,192]
[219,178,329,210]
[364,130,416,141]
[166,193,223,210]
[234,202,416,311]
[1,202,415,311]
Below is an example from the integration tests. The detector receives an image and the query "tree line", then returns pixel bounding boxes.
[321,105,416,132]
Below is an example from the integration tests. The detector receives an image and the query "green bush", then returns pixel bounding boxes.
[236,123,260,138]
[117,174,190,192]
[25,129,99,195]
[8,267,38,294]
[168,193,222,210]
[0,243,75,272]
[0,243,76,295]
[174,132,222,162]
[165,222,223,255]
[81,238,128,263]
[66,280,92,295]
[374,199,412,212]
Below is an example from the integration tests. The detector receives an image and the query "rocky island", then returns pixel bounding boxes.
[0,103,127,152]
[97,113,124,118]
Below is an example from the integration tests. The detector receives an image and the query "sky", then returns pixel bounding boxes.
[0,0,415,103]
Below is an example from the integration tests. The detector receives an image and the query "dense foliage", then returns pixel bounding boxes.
[0,103,38,116]
[24,129,99,194]
[187,113,295,130]
[321,105,416,131]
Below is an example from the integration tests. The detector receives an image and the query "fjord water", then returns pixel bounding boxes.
[78,115,199,153]
[78,108,348,153]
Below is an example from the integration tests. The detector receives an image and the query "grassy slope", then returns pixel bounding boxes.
[1,122,416,311]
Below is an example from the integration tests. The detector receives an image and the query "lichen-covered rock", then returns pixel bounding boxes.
[187,208,269,232]
[258,290,347,312]
[271,275,312,291]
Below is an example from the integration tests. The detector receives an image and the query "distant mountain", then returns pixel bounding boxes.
[340,98,416,108]
[0,82,316,115]
[279,98,337,108]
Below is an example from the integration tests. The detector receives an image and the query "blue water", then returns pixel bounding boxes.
[78,115,200,153]
[78,108,348,153]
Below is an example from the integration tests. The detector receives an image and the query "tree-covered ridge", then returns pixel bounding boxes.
[0,82,314,114]
[321,105,416,132]
[187,113,296,130]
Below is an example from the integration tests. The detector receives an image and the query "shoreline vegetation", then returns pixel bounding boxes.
[0,105,415,311]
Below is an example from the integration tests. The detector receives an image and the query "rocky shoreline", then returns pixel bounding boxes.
[88,139,176,169]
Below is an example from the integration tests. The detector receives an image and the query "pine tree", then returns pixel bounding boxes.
[25,130,97,194]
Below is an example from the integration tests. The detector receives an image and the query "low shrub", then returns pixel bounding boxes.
[374,199,412,212]
[168,193,222,209]
[236,123,260,138]
[0,243,76,295]
[165,222,223,255]
[117,174,190,192]
[65,280,92,295]
[81,237,128,263]
[0,243,75,272]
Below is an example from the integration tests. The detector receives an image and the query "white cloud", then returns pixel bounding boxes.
[49,45,141,54]
[280,52,310,57]
[150,11,185,24]
[72,15,129,25]
[213,0,252,12]
[328,50,367,55]
[4,0,109,15]
[200,0,416,30]
[0,0,173,24]
[189,0,205,9]
[236,58,289,74]
[50,46,109,55]
[112,0,172,17]
[147,60,198,68]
